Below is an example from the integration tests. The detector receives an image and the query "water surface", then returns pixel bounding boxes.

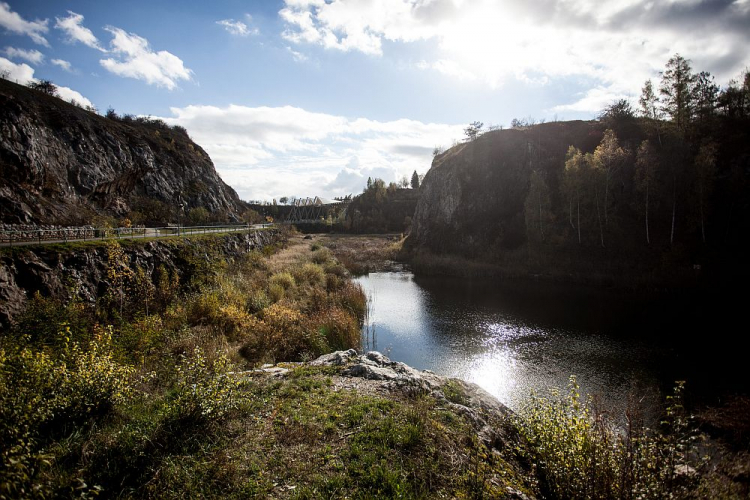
[356,271,744,415]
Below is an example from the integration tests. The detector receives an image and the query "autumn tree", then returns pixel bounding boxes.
[659,54,696,130]
[635,140,658,244]
[592,129,628,229]
[562,146,589,245]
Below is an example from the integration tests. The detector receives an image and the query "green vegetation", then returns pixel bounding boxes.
[519,378,703,499]
[0,233,371,497]
[342,178,419,234]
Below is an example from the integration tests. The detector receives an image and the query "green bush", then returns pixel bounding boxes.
[168,348,244,421]
[292,262,326,287]
[0,326,134,497]
[518,377,699,499]
[269,272,296,291]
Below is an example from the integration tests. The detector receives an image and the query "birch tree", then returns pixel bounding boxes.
[563,146,588,245]
[635,140,658,245]
[592,129,628,228]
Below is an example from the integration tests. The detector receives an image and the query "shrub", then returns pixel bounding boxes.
[518,377,699,499]
[169,348,243,421]
[240,303,325,363]
[0,326,134,497]
[292,262,326,288]
[269,272,296,291]
[246,288,270,314]
[310,247,331,264]
[337,282,368,320]
[312,306,360,352]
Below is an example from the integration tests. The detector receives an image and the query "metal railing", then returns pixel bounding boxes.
[0,224,273,247]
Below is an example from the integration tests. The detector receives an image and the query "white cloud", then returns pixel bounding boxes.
[279,0,750,98]
[55,11,104,51]
[217,18,258,36]
[51,58,72,72]
[0,2,49,46]
[0,56,34,82]
[2,46,43,64]
[0,56,93,108]
[286,46,308,62]
[55,85,93,108]
[159,103,463,201]
[100,27,193,89]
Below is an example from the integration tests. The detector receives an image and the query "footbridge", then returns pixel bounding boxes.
[284,196,349,224]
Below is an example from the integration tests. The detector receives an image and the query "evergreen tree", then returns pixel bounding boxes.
[659,54,696,130]
[411,170,419,189]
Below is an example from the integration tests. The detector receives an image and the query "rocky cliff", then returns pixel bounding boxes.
[410,121,601,257]
[0,229,280,329]
[0,78,243,224]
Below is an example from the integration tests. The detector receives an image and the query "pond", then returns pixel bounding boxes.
[356,271,746,417]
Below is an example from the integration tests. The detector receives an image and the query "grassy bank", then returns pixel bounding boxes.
[0,232,371,497]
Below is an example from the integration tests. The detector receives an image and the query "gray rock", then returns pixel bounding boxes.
[310,348,358,366]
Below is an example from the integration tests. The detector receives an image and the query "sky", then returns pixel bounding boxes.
[1,0,748,202]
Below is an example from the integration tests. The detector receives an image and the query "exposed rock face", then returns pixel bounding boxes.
[409,121,601,257]
[0,79,243,224]
[0,229,280,329]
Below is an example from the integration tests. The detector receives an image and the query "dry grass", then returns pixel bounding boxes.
[318,233,406,275]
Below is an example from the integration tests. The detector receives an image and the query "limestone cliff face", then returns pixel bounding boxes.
[409,121,601,257]
[0,79,243,224]
[0,229,280,329]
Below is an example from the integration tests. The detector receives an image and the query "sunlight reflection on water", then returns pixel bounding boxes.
[355,271,667,415]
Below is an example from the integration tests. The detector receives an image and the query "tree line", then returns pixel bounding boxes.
[520,54,749,275]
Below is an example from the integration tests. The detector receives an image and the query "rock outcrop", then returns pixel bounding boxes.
[409,121,601,258]
[0,229,280,329]
[0,79,243,224]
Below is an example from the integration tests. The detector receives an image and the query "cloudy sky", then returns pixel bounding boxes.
[1,0,748,201]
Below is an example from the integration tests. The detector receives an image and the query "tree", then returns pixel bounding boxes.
[27,79,58,96]
[659,54,696,130]
[464,121,483,141]
[399,176,409,189]
[635,140,658,245]
[693,71,720,123]
[639,79,663,145]
[562,146,588,245]
[279,196,288,205]
[411,170,419,189]
[599,99,635,127]
[591,129,628,228]
[718,70,749,118]
[692,142,717,243]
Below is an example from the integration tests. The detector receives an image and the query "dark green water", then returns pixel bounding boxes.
[356,271,746,415]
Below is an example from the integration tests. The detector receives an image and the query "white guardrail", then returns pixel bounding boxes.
[0,224,273,247]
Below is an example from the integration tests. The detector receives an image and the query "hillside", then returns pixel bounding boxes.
[408,116,750,286]
[0,78,243,225]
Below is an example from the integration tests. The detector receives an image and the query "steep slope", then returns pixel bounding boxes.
[408,118,750,285]
[410,121,601,257]
[0,78,243,224]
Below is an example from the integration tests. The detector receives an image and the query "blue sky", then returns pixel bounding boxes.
[2,0,749,202]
